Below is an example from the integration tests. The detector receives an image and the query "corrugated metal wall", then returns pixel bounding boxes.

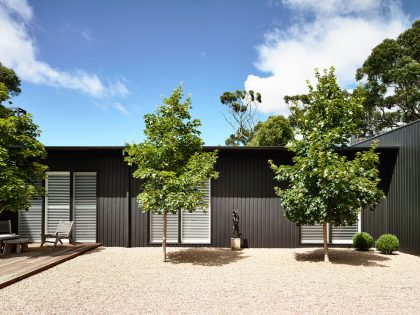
[210,149,300,248]
[130,176,148,247]
[355,121,420,256]
[6,144,410,250]
[129,148,300,248]
[46,149,130,247]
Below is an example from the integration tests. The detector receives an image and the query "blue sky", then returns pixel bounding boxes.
[1,0,419,146]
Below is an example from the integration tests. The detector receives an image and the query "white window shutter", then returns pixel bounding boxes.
[301,213,361,244]
[181,179,211,244]
[331,214,361,244]
[150,212,179,243]
[46,172,70,234]
[74,172,97,242]
[300,224,324,244]
[19,196,43,242]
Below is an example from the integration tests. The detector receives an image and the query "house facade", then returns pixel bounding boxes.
[3,121,419,255]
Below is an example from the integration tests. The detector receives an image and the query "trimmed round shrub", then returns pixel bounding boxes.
[376,234,399,254]
[353,232,374,250]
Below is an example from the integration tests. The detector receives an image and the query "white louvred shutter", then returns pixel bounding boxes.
[19,195,43,242]
[331,213,361,244]
[150,212,179,243]
[46,172,70,234]
[181,179,211,244]
[301,224,324,244]
[74,172,97,242]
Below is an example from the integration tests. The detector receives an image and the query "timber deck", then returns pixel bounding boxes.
[0,243,101,289]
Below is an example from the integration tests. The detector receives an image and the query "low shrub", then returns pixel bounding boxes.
[352,232,374,250]
[376,234,399,254]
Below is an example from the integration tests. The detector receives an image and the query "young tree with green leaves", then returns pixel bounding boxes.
[356,20,420,135]
[269,68,384,262]
[247,115,294,146]
[0,65,47,214]
[220,90,262,146]
[125,85,218,261]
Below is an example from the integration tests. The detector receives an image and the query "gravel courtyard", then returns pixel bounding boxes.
[1,247,420,314]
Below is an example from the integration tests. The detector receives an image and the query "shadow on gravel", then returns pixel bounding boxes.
[294,249,391,267]
[167,248,247,266]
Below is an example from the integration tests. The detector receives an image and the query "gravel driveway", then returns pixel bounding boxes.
[1,247,419,314]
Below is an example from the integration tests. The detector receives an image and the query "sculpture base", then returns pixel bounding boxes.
[231,237,241,251]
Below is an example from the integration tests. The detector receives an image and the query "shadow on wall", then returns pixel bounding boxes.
[294,248,392,267]
[167,248,247,267]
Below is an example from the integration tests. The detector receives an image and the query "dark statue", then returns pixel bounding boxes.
[232,210,240,238]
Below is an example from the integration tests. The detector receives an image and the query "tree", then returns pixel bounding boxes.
[125,85,219,261]
[269,68,384,262]
[356,20,420,136]
[248,115,294,146]
[220,90,261,146]
[0,75,47,213]
[0,62,21,97]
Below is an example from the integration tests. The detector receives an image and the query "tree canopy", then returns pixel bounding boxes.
[248,115,294,146]
[270,68,384,262]
[220,90,261,146]
[125,85,218,261]
[0,71,47,213]
[356,20,420,135]
[0,62,21,98]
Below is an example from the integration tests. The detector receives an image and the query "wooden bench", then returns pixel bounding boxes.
[3,238,31,254]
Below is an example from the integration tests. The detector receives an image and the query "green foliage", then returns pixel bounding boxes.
[220,90,262,146]
[0,62,21,97]
[376,234,399,254]
[353,232,374,251]
[270,67,384,230]
[356,20,420,135]
[0,84,47,213]
[0,83,9,104]
[248,115,294,146]
[125,85,219,215]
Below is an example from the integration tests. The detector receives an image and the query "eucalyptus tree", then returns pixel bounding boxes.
[356,20,420,135]
[220,90,262,146]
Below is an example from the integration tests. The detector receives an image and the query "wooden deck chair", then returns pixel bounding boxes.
[41,220,74,247]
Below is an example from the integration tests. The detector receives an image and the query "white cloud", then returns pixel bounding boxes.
[111,102,129,116]
[96,102,129,116]
[245,0,410,115]
[0,0,128,98]
[81,28,92,42]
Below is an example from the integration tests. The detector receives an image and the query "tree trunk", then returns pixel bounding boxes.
[163,211,167,262]
[323,221,329,263]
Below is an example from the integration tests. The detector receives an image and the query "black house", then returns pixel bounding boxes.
[4,121,420,255]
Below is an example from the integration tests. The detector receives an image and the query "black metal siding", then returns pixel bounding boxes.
[4,145,407,250]
[46,149,129,247]
[210,150,299,248]
[128,149,299,248]
[130,177,148,247]
[355,121,420,255]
